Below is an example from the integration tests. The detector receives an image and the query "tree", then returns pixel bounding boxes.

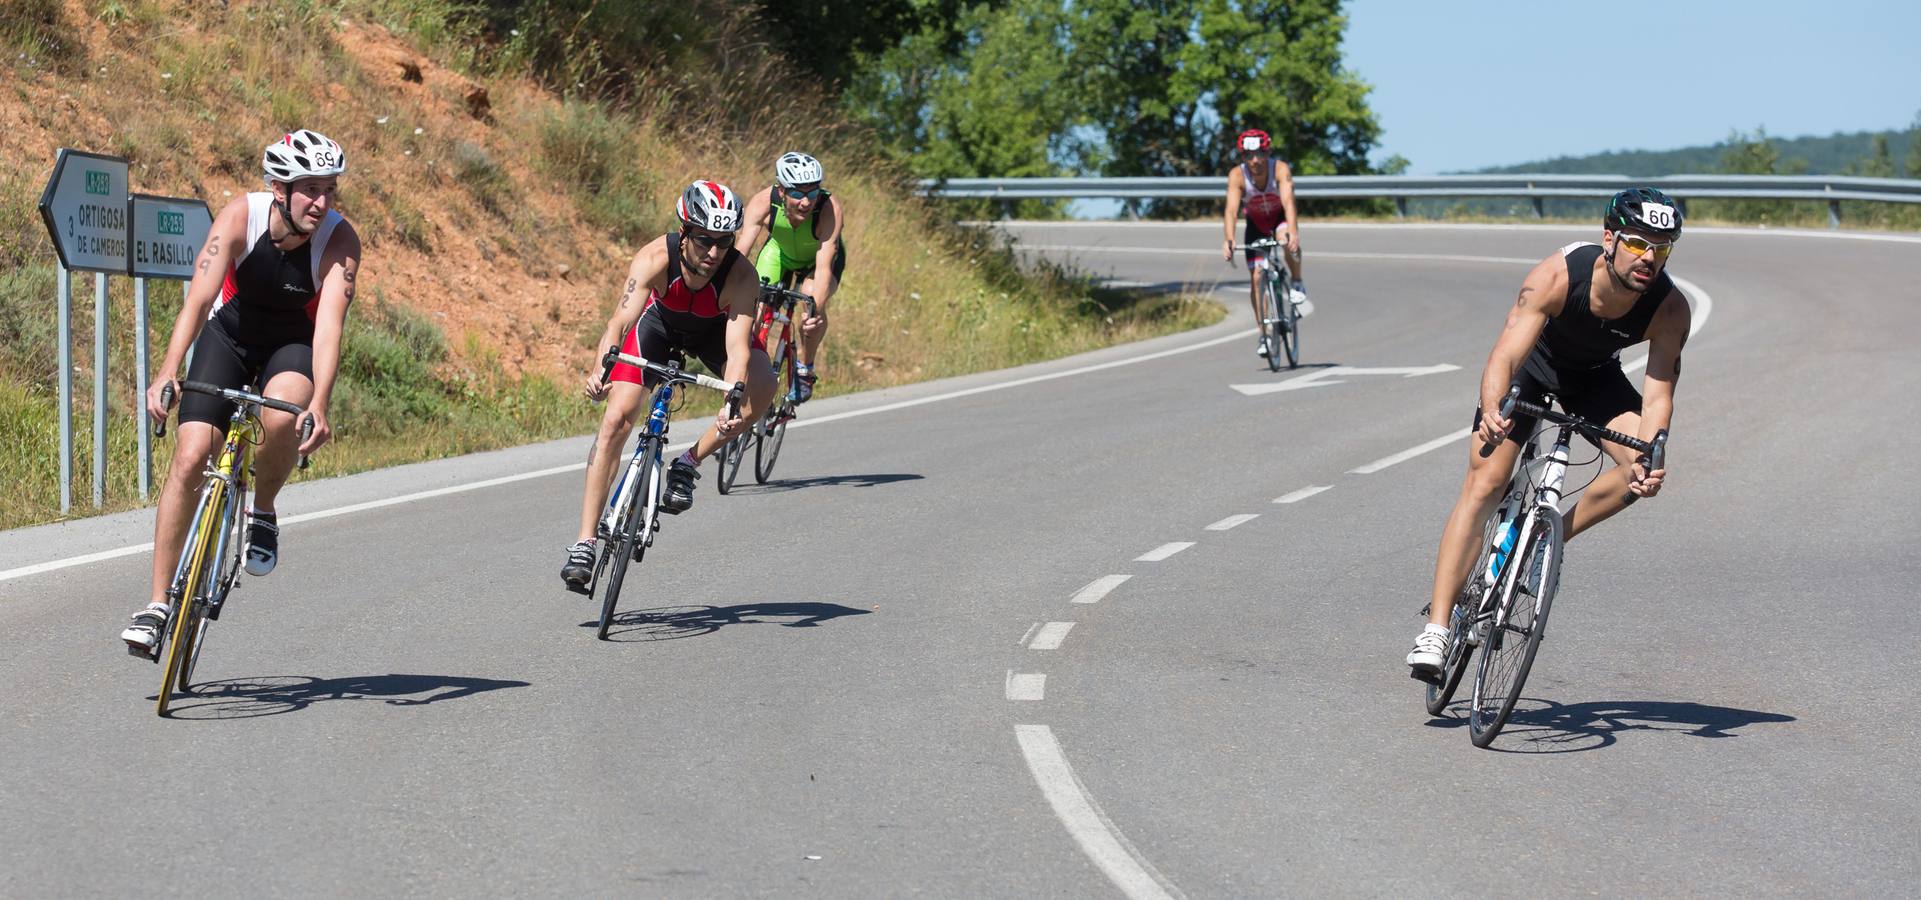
[1908,111,1921,179]
[845,0,1387,215]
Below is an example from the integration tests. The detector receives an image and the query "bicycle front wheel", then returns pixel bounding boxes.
[157,482,225,716]
[1261,275,1283,373]
[1468,513,1564,747]
[595,451,656,639]
[716,433,746,494]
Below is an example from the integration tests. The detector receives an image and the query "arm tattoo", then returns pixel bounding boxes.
[1515,285,1534,308]
[617,278,638,309]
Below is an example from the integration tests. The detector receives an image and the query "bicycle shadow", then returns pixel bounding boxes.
[157,673,530,720]
[1427,697,1796,753]
[728,472,923,494]
[584,601,871,642]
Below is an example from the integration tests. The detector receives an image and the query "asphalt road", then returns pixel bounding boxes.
[3,222,1916,898]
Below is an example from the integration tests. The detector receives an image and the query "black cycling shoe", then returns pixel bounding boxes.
[561,540,596,594]
[243,512,279,576]
[791,372,818,404]
[662,459,699,514]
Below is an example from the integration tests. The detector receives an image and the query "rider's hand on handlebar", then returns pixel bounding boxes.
[583,368,611,402]
[1627,460,1666,498]
[1222,238,1235,262]
[1284,229,1300,254]
[714,404,745,439]
[297,409,331,455]
[146,378,175,423]
[1476,407,1513,450]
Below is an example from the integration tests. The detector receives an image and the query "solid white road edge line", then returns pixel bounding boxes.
[1015,724,1183,900]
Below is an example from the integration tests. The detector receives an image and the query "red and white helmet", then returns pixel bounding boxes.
[1236,128,1272,154]
[676,180,743,233]
[262,129,346,183]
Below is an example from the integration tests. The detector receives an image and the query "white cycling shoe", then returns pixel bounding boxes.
[121,603,170,657]
[1405,623,1448,680]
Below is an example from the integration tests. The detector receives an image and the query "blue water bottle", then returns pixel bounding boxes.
[1485,503,1519,582]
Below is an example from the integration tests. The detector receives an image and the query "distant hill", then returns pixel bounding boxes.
[1469,126,1921,177]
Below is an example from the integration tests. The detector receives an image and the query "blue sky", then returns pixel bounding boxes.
[1343,1,1921,173]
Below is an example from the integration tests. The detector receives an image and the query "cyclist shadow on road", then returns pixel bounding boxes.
[1427,698,1796,754]
[726,473,923,495]
[158,673,530,721]
[584,601,871,642]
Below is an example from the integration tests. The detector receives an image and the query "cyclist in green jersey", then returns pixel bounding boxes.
[736,152,845,403]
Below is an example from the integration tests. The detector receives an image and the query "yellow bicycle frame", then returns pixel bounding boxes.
[155,413,258,715]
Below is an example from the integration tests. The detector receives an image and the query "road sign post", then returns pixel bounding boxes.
[38,148,130,513]
[129,194,213,500]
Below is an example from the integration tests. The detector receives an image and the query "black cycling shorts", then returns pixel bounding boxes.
[178,314,313,427]
[1473,352,1643,450]
[610,307,733,390]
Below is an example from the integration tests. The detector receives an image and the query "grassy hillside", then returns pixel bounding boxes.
[0,0,1219,529]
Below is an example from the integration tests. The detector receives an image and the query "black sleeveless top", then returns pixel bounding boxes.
[213,229,320,346]
[1532,243,1672,370]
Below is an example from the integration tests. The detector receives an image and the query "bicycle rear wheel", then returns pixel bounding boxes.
[1468,513,1563,747]
[1424,578,1487,716]
[156,483,225,716]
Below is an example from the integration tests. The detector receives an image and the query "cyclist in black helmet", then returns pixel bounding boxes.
[1406,187,1691,681]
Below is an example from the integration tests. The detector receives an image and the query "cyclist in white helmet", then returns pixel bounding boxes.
[561,180,776,591]
[122,129,363,657]
[736,151,845,403]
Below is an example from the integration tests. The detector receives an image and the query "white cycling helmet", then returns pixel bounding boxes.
[262,130,346,184]
[774,151,824,188]
[676,180,743,233]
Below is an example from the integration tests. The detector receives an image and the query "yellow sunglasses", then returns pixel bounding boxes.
[1617,233,1676,260]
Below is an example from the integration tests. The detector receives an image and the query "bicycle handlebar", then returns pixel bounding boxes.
[153,380,314,468]
[1476,384,1668,502]
[759,282,818,317]
[599,347,744,419]
[1237,238,1282,251]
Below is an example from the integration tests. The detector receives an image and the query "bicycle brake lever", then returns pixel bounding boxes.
[154,381,176,438]
[297,412,314,471]
[1479,385,1522,458]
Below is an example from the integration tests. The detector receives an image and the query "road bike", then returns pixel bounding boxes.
[147,381,311,717]
[1424,384,1667,747]
[582,348,741,639]
[1240,237,1298,371]
[717,281,816,492]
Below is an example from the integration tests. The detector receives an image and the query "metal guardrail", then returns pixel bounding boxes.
[920,174,1921,228]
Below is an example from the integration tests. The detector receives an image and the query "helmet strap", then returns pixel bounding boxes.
[273,194,313,239]
[1602,234,1645,294]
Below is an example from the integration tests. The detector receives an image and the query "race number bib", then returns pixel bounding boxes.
[1642,203,1677,229]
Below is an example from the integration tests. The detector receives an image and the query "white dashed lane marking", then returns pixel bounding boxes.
[1274,485,1333,504]
[1071,574,1132,604]
[1204,514,1259,531]
[1006,672,1047,701]
[1135,542,1194,562]
[1029,622,1076,650]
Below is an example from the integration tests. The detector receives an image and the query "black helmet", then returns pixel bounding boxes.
[1604,187,1683,239]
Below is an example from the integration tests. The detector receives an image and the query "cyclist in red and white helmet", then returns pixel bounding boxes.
[1222,127,1310,359]
[560,180,777,592]
[122,129,363,656]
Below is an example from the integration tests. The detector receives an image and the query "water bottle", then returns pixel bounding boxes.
[1484,502,1519,583]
